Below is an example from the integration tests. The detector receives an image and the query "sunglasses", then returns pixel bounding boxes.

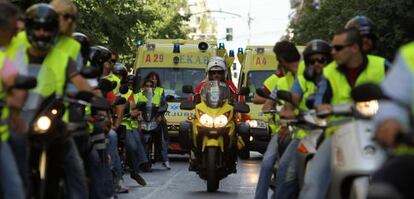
[332,43,353,52]
[144,84,153,88]
[309,57,327,65]
[31,23,56,32]
[62,13,76,21]
[210,71,223,75]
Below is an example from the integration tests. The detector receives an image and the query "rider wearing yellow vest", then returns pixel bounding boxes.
[255,40,301,199]
[299,28,388,199]
[19,4,93,198]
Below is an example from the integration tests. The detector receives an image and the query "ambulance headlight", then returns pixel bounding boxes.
[34,116,51,133]
[355,100,378,117]
[200,114,214,128]
[214,115,228,128]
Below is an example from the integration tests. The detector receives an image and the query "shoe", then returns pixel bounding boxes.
[115,181,129,194]
[131,173,147,186]
[139,162,152,172]
[162,161,171,170]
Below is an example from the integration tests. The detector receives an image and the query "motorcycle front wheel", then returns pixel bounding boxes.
[206,147,219,192]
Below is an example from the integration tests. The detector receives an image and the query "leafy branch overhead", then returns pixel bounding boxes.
[290,0,414,60]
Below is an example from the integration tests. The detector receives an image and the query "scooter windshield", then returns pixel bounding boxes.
[200,80,230,108]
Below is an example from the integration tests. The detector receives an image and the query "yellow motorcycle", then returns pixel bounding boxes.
[180,80,250,192]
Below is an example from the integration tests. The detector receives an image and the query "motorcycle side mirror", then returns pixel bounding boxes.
[166,95,175,102]
[305,96,315,110]
[351,83,388,102]
[182,85,193,94]
[75,91,94,102]
[277,90,293,104]
[255,87,270,99]
[119,84,129,94]
[158,104,168,113]
[80,66,99,78]
[98,79,117,92]
[113,96,127,106]
[13,75,37,89]
[136,102,146,109]
[239,87,250,96]
[180,100,195,110]
[90,96,110,110]
[234,102,250,113]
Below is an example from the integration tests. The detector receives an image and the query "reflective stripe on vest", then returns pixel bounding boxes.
[323,55,385,105]
[55,35,81,61]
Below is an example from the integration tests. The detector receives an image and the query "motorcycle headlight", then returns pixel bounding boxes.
[247,120,258,128]
[200,114,214,128]
[214,115,228,128]
[355,100,378,117]
[34,116,51,133]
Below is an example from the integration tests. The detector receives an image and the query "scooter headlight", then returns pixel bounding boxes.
[34,116,51,133]
[355,100,378,117]
[200,114,214,128]
[214,115,228,128]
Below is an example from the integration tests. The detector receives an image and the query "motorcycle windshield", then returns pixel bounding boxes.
[141,88,158,122]
[200,81,230,108]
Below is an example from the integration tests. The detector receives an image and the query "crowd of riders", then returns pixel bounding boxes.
[2,0,414,198]
[0,0,172,198]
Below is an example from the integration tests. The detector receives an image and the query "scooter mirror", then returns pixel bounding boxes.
[255,87,270,99]
[234,102,250,113]
[80,66,99,78]
[239,87,250,96]
[14,75,37,89]
[166,95,175,102]
[180,100,195,110]
[182,85,193,94]
[98,79,117,92]
[75,91,94,102]
[158,104,168,113]
[277,90,293,104]
[136,102,147,110]
[119,84,129,94]
[113,96,126,106]
[91,96,110,110]
[351,83,387,102]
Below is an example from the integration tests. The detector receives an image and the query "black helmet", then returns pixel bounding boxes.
[89,45,111,75]
[25,3,59,51]
[303,39,332,65]
[73,32,91,64]
[345,16,374,36]
[113,62,128,80]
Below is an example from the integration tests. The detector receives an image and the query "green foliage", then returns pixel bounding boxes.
[290,0,414,59]
[74,0,190,57]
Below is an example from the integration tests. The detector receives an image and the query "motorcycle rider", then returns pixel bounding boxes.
[298,28,387,199]
[368,14,414,199]
[19,3,95,198]
[274,39,333,199]
[254,40,301,199]
[0,3,28,198]
[144,72,170,169]
[345,15,378,54]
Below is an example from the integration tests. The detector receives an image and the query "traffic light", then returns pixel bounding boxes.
[226,28,233,41]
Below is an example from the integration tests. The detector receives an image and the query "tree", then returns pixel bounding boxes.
[289,0,414,60]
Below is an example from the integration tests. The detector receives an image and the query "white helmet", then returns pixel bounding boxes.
[206,56,227,80]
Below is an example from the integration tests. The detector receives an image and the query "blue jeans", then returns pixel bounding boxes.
[274,139,300,199]
[88,145,106,199]
[299,137,332,199]
[63,137,89,199]
[8,131,28,189]
[0,141,25,199]
[108,129,122,182]
[125,129,148,172]
[254,134,290,199]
